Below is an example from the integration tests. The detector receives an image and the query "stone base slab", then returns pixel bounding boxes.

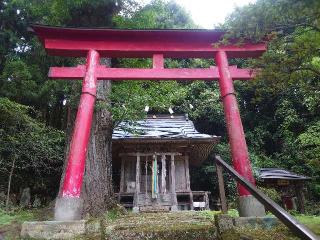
[20,220,101,240]
[234,216,279,229]
[21,214,280,239]
[215,214,280,236]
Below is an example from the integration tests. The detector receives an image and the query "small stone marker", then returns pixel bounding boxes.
[20,188,31,208]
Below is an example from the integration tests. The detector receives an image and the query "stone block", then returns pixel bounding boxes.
[234,216,280,229]
[20,220,101,239]
[214,214,235,234]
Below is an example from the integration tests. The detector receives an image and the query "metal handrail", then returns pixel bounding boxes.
[215,155,319,240]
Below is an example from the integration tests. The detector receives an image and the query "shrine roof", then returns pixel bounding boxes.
[30,24,266,58]
[112,114,219,142]
[112,114,219,166]
[258,168,311,181]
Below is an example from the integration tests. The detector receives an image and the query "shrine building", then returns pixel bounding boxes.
[112,114,220,211]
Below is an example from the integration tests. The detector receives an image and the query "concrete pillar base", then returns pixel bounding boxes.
[171,205,178,211]
[238,195,265,217]
[54,197,83,221]
[132,207,139,213]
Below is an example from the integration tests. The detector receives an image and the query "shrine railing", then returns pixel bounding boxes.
[214,155,318,240]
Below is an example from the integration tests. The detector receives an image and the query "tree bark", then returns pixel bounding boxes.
[6,155,16,211]
[82,77,114,217]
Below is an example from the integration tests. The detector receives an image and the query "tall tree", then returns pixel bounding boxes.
[48,0,139,216]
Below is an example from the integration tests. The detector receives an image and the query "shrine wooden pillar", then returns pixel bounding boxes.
[216,161,228,213]
[161,154,166,194]
[133,153,141,212]
[184,155,193,210]
[215,51,265,217]
[295,182,305,214]
[170,154,178,211]
[185,155,191,191]
[120,157,125,193]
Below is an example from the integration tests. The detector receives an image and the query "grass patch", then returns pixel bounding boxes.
[233,225,299,240]
[105,209,124,222]
[0,207,53,239]
[0,209,34,226]
[200,210,320,237]
[0,209,36,240]
[295,214,320,235]
[199,209,239,219]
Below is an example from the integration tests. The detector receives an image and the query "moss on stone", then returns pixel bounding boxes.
[103,212,217,240]
[233,225,300,240]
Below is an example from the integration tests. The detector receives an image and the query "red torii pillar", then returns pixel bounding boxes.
[54,50,100,220]
[31,25,266,220]
[215,51,264,216]
[62,50,99,198]
[215,51,256,196]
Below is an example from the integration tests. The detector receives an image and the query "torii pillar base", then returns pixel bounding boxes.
[54,197,83,221]
[238,195,266,217]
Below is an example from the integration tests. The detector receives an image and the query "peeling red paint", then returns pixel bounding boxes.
[215,51,255,196]
[62,50,99,198]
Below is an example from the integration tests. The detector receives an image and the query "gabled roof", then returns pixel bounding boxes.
[258,168,311,181]
[112,114,218,141]
[112,115,220,166]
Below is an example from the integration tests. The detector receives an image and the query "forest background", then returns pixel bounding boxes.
[0,0,319,215]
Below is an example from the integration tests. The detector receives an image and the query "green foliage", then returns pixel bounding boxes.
[0,208,34,225]
[105,208,125,222]
[111,80,187,125]
[0,58,37,104]
[298,121,320,168]
[222,0,320,42]
[0,98,64,199]
[113,0,196,29]
[258,187,281,203]
[297,121,320,196]
[182,82,225,134]
[110,0,195,125]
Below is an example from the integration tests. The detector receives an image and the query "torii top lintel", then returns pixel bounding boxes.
[31,24,266,59]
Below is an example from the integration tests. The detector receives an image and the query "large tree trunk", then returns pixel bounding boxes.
[82,78,114,217]
[58,59,114,217]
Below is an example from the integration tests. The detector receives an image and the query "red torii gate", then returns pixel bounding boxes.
[31,25,266,220]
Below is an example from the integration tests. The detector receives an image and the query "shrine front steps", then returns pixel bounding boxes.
[21,211,287,240]
[104,212,216,240]
[139,205,170,213]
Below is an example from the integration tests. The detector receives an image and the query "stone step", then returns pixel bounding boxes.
[104,212,216,240]
[21,212,283,240]
[139,206,170,213]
